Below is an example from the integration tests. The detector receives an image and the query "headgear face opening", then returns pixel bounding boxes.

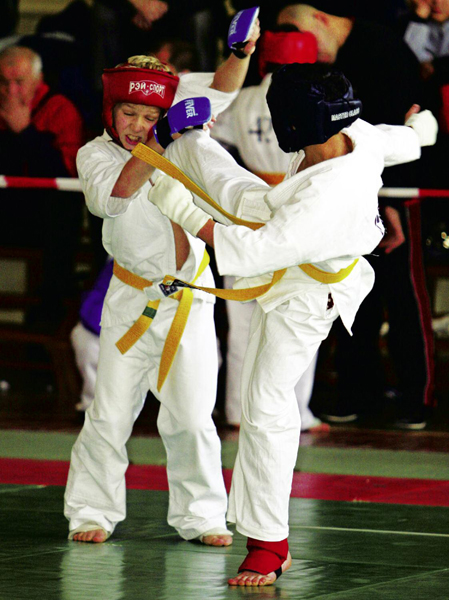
[266,63,362,152]
[102,63,179,143]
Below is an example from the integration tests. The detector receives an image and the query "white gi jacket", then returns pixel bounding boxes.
[77,73,238,328]
[211,119,422,332]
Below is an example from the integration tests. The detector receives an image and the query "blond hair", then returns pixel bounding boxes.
[120,55,173,74]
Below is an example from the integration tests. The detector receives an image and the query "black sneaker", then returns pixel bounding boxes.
[321,405,358,423]
[395,416,427,430]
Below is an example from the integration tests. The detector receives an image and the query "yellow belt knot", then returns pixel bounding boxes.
[113,250,209,391]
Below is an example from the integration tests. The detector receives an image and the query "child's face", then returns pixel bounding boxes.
[429,0,449,22]
[113,102,162,150]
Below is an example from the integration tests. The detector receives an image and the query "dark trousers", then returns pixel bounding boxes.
[334,202,435,414]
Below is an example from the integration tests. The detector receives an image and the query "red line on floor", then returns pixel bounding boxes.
[1,458,448,507]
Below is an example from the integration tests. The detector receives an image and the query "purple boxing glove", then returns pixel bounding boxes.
[154,97,212,148]
[228,6,260,58]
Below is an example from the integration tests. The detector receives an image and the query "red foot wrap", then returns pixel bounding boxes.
[238,538,289,576]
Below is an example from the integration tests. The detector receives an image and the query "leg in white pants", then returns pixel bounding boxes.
[224,278,319,430]
[227,296,338,541]
[223,276,255,426]
[64,298,228,540]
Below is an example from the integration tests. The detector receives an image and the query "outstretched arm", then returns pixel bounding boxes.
[210,8,260,93]
[148,176,298,278]
[197,218,216,248]
[111,134,163,198]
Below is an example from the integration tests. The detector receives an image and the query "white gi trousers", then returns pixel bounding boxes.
[224,276,318,429]
[227,296,338,540]
[64,298,228,540]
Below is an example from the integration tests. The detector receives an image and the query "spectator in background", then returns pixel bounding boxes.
[90,0,227,91]
[71,259,113,412]
[277,4,435,429]
[23,0,108,277]
[0,0,19,39]
[0,46,86,329]
[401,0,449,310]
[149,37,199,74]
[27,0,96,132]
[403,0,449,73]
[401,0,449,184]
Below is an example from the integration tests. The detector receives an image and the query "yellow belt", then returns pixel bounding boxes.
[113,251,209,391]
[132,144,359,299]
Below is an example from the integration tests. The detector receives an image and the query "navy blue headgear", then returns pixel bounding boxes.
[266,63,362,152]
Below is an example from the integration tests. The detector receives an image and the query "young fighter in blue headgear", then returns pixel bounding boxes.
[143,62,437,585]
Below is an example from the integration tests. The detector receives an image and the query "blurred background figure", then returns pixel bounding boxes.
[400,0,449,273]
[0,45,86,330]
[276,3,435,429]
[70,259,112,412]
[90,0,229,92]
[0,0,19,40]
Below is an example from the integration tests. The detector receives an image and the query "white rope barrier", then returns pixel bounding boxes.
[0,176,82,192]
[0,176,448,198]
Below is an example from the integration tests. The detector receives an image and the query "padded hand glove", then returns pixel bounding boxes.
[405,109,438,146]
[154,97,212,148]
[228,6,260,58]
[148,176,211,236]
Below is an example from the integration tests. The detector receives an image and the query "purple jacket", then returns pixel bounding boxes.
[79,259,113,336]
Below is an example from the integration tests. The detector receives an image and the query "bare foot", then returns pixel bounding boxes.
[228,551,292,586]
[201,534,233,546]
[71,529,109,543]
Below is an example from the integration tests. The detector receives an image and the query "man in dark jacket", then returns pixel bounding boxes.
[277,4,434,429]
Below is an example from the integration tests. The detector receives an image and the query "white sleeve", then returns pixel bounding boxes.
[214,219,300,278]
[213,163,384,278]
[76,142,136,219]
[210,103,238,146]
[374,123,421,167]
[165,129,270,224]
[174,72,239,116]
[214,198,331,278]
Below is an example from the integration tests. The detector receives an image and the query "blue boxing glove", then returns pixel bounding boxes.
[154,97,212,148]
[228,6,260,58]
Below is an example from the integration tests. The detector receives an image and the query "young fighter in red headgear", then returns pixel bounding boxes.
[64,9,260,546]
[146,63,438,585]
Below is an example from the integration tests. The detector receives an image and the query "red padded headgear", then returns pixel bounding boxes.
[258,31,318,78]
[102,65,179,142]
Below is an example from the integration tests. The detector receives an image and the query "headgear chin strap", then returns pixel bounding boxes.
[267,64,362,152]
[102,65,179,143]
[258,31,318,78]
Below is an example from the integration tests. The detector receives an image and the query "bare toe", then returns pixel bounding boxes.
[72,529,108,543]
[228,571,273,586]
[228,552,292,587]
[201,534,233,546]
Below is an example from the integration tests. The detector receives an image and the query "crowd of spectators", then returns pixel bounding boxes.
[0,0,448,429]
